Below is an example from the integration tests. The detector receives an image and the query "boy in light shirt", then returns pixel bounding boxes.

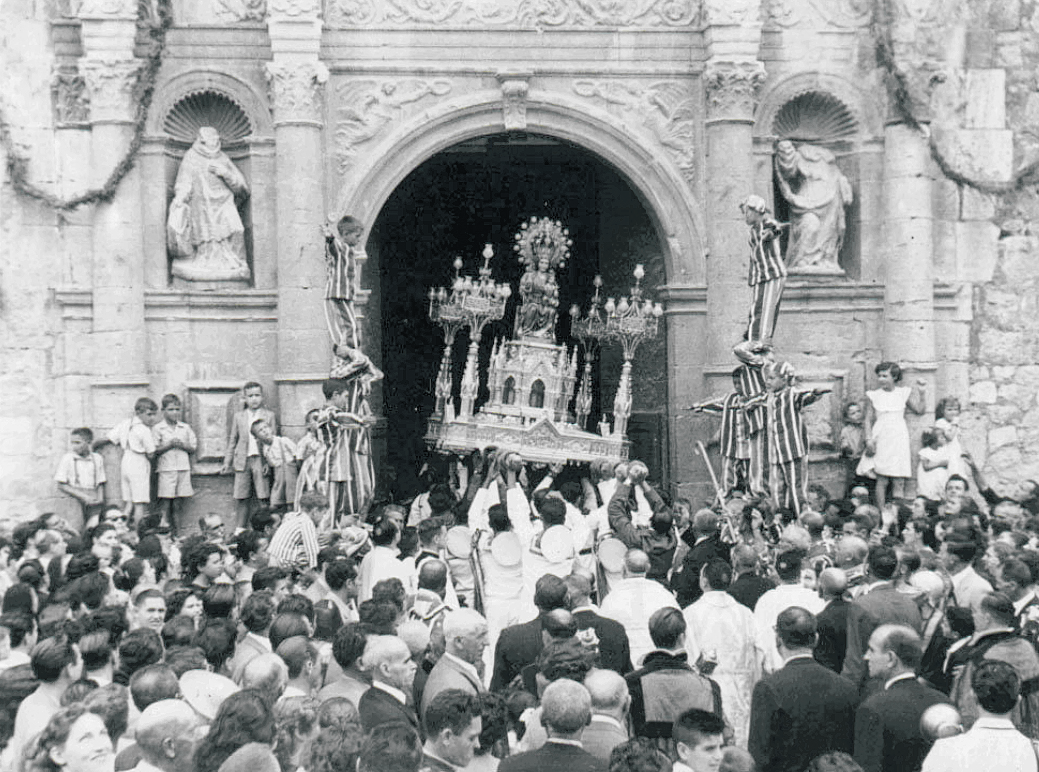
[54,427,107,530]
[153,394,197,535]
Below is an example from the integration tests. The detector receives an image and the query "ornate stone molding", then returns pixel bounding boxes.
[327,0,702,27]
[267,0,320,15]
[52,68,91,127]
[703,61,766,124]
[572,79,698,188]
[497,73,531,131]
[702,0,758,25]
[762,0,870,29]
[81,58,143,123]
[333,78,452,173]
[265,61,329,126]
[216,0,267,22]
[76,0,137,18]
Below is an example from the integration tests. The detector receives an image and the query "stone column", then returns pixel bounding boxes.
[266,0,329,434]
[79,1,149,429]
[881,122,935,377]
[703,61,766,367]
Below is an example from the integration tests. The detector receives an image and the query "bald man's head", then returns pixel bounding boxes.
[818,568,848,601]
[565,573,593,606]
[136,699,200,772]
[417,559,448,597]
[542,608,577,641]
[241,653,288,701]
[836,535,868,569]
[623,549,650,577]
[584,669,629,717]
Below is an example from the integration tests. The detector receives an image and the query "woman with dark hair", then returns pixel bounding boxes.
[195,618,238,676]
[87,525,121,571]
[862,361,927,510]
[193,689,278,772]
[183,542,226,591]
[165,588,204,626]
[272,696,321,772]
[23,703,115,772]
[469,692,510,772]
[301,698,363,772]
[203,585,238,622]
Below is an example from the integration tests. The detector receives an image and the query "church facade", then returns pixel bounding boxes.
[1,0,1037,520]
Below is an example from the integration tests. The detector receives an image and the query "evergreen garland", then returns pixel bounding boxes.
[0,0,173,211]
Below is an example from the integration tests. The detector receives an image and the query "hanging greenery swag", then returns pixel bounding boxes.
[0,0,173,211]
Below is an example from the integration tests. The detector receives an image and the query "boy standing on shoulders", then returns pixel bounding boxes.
[153,394,197,536]
[322,215,365,349]
[110,397,160,525]
[222,381,277,528]
[54,427,107,530]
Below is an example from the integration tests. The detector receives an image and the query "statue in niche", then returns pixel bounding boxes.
[774,139,853,274]
[167,127,251,282]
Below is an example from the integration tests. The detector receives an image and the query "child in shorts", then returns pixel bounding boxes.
[222,381,277,528]
[110,397,160,524]
[251,417,298,512]
[54,427,107,529]
[153,394,197,535]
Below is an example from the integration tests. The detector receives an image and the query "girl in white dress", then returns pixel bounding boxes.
[862,362,927,509]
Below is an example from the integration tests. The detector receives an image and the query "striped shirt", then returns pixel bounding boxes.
[325,237,355,301]
[750,387,827,464]
[746,218,786,286]
[733,364,767,434]
[697,393,750,460]
[267,511,320,571]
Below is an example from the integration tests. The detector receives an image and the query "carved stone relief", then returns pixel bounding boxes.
[75,0,138,17]
[265,61,329,125]
[81,59,143,122]
[266,0,321,16]
[216,0,266,21]
[573,80,698,187]
[327,0,702,27]
[498,74,530,131]
[762,0,870,29]
[703,61,767,123]
[333,79,452,173]
[52,68,91,126]
[702,0,759,25]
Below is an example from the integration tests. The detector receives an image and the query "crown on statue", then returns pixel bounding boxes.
[514,216,571,272]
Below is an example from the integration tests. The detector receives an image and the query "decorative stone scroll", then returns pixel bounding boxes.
[762,0,870,29]
[52,68,91,126]
[81,58,143,123]
[265,61,329,126]
[498,73,530,131]
[333,78,452,173]
[572,80,698,188]
[703,61,767,123]
[702,0,758,25]
[327,0,702,27]
[267,0,320,16]
[215,0,267,22]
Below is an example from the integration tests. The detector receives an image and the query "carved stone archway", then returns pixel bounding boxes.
[333,89,708,285]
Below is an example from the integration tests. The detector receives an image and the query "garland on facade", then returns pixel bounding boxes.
[872,0,1039,197]
[0,0,173,211]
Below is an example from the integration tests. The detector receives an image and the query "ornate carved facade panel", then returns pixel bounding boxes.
[52,68,91,126]
[703,61,767,123]
[81,58,143,122]
[326,0,702,27]
[265,61,329,125]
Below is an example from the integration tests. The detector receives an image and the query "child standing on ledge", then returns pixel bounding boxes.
[251,417,298,513]
[861,361,927,509]
[153,393,197,535]
[109,397,160,524]
[222,381,277,529]
[54,427,107,530]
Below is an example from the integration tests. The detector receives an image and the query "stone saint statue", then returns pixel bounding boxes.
[167,127,251,282]
[774,139,853,274]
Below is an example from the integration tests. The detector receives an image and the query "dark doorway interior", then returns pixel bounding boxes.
[371,133,668,492]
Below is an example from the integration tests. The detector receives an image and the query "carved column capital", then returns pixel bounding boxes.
[497,71,532,132]
[265,61,329,126]
[81,58,142,124]
[52,67,91,127]
[703,61,766,124]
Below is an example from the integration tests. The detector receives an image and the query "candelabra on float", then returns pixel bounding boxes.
[602,264,663,437]
[427,244,511,420]
[569,275,609,430]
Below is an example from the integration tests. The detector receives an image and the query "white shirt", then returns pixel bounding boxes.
[885,672,917,690]
[372,680,408,705]
[753,582,826,672]
[922,716,1037,772]
[0,650,31,672]
[599,576,680,667]
[950,565,994,615]
[358,545,416,602]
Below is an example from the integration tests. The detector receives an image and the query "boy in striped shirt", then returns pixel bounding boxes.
[322,215,365,350]
[739,194,787,348]
[751,361,830,516]
[267,490,327,572]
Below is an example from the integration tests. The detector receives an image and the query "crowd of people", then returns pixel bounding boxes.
[8,384,1039,772]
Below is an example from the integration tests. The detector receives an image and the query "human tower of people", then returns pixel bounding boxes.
[8,202,1039,772]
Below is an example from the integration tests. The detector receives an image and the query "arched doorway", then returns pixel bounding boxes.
[367,132,669,488]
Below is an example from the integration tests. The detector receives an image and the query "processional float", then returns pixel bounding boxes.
[425,216,662,464]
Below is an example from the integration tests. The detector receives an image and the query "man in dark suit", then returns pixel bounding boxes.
[727,544,775,611]
[566,573,632,675]
[854,624,950,772]
[499,679,605,772]
[420,690,482,772]
[814,567,850,673]
[490,574,569,690]
[842,546,923,689]
[749,607,859,772]
[673,510,732,608]
[358,635,422,737]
